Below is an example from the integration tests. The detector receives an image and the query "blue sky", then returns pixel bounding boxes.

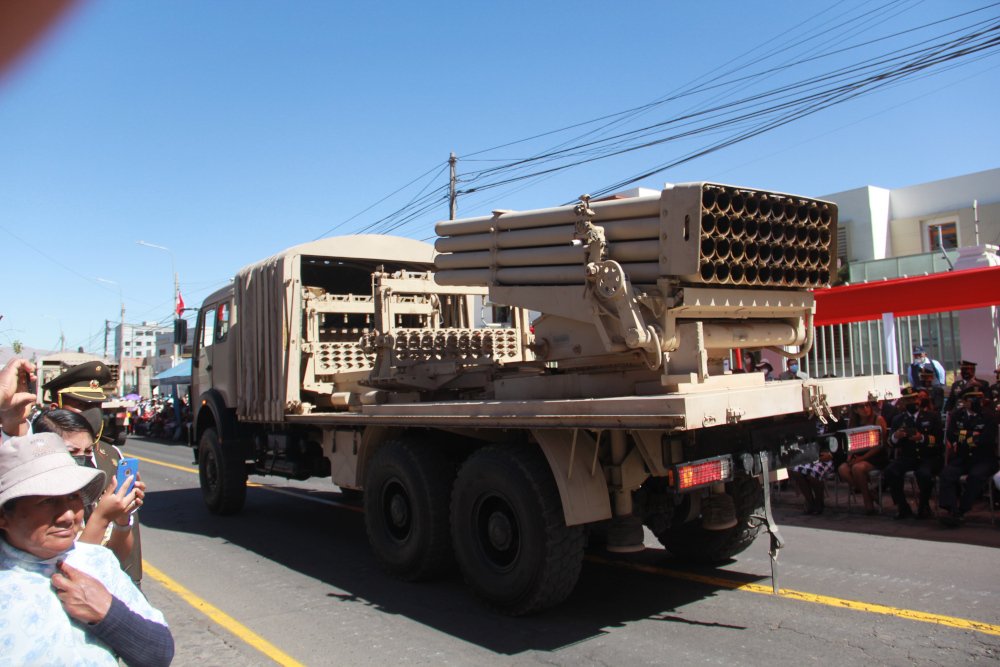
[2,0,999,352]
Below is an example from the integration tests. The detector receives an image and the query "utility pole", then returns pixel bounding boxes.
[449,151,457,220]
[973,199,980,245]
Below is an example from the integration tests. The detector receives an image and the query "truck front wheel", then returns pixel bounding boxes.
[656,472,763,563]
[198,427,247,515]
[450,445,585,615]
[363,439,454,581]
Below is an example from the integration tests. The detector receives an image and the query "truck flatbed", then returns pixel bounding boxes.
[284,374,897,430]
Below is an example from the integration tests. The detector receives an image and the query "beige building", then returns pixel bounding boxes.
[824,167,999,265]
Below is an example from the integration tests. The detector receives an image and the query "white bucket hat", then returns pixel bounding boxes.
[0,433,106,507]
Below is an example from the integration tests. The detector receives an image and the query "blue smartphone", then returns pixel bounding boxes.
[116,458,139,494]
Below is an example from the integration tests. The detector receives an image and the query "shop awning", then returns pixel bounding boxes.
[151,359,192,387]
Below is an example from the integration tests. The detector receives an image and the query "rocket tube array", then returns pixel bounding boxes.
[697,185,833,287]
[434,184,835,289]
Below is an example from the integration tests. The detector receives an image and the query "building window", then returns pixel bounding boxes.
[924,219,957,252]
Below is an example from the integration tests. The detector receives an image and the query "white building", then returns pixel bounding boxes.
[819,167,1000,376]
[113,321,172,361]
[823,167,1000,266]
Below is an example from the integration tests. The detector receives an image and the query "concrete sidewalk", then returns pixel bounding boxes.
[770,482,1000,549]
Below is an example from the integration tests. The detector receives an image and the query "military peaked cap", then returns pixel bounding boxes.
[959,360,977,367]
[42,361,111,404]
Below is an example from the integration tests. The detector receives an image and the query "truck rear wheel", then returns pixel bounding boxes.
[198,427,247,515]
[363,439,454,581]
[450,445,585,615]
[656,472,763,563]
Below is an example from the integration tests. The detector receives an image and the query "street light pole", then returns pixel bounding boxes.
[136,240,180,367]
[96,277,125,396]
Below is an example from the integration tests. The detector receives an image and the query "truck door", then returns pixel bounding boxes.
[194,304,217,398]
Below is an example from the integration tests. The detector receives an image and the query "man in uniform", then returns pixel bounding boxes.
[943,360,990,414]
[917,370,945,413]
[939,389,998,526]
[41,361,144,585]
[908,345,945,388]
[985,366,1000,417]
[883,388,943,519]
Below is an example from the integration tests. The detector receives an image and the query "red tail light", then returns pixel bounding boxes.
[669,455,734,491]
[839,426,882,452]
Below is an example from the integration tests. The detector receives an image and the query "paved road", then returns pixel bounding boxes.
[124,437,1000,666]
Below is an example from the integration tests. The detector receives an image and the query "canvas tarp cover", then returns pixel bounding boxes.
[235,253,293,422]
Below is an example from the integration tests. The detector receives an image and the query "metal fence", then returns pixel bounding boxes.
[802,312,961,383]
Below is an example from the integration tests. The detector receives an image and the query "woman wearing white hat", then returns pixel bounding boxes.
[0,433,173,666]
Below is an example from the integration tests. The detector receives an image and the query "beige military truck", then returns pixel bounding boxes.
[191,183,897,614]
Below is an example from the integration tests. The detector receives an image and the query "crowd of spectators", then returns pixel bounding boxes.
[785,346,1000,526]
[0,357,174,665]
[121,396,191,442]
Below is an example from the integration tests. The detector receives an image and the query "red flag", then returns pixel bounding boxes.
[175,291,185,317]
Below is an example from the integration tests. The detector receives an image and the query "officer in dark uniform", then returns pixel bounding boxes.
[883,388,944,519]
[42,361,112,438]
[943,360,990,414]
[938,389,998,526]
[41,361,144,585]
[986,367,1000,418]
[917,370,945,413]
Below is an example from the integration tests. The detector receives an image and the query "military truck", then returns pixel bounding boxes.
[191,182,897,614]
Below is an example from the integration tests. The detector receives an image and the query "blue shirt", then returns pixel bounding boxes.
[0,539,166,666]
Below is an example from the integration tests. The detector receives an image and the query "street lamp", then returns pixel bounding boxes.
[136,240,180,367]
[96,277,125,395]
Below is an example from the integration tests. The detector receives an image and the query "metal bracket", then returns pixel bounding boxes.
[726,407,745,424]
[573,195,663,369]
[584,260,663,369]
[804,385,836,424]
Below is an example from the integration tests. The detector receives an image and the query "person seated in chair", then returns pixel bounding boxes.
[837,402,888,515]
[883,388,943,520]
[939,389,998,526]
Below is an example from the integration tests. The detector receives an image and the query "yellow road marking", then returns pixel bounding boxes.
[131,454,197,475]
[130,453,362,509]
[137,450,1000,638]
[586,555,1000,637]
[143,561,305,667]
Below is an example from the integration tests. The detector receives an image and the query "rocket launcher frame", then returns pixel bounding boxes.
[433,182,834,378]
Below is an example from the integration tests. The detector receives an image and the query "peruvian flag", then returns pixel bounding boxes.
[175,291,185,317]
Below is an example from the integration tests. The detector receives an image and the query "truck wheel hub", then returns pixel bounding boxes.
[487,511,513,551]
[383,481,411,540]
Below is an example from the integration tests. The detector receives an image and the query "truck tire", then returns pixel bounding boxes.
[363,439,454,581]
[198,427,247,515]
[656,473,763,563]
[450,445,585,616]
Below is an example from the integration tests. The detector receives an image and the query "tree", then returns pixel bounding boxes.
[11,340,22,355]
